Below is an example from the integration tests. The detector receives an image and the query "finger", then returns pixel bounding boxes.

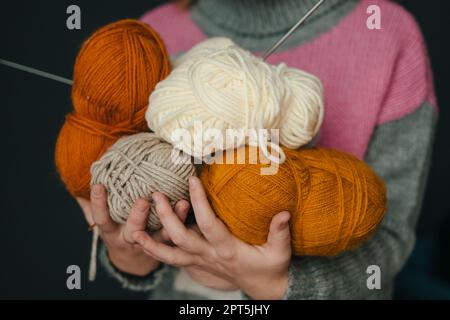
[134,231,198,267]
[189,224,203,236]
[174,199,190,222]
[123,198,150,244]
[76,197,93,225]
[151,230,166,243]
[157,199,191,242]
[189,177,233,248]
[265,211,291,250]
[151,223,202,249]
[90,185,118,233]
[153,192,208,254]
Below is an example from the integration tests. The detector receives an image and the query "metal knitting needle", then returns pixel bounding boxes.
[262,0,325,60]
[0,58,73,85]
[1,0,325,84]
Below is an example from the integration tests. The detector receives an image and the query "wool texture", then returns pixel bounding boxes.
[200,146,387,256]
[91,132,197,231]
[146,38,324,159]
[142,0,436,160]
[55,19,170,199]
[102,0,436,299]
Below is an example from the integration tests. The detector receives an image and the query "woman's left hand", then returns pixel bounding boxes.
[133,176,292,300]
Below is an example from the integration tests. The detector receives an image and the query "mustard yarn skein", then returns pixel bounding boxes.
[200,146,387,256]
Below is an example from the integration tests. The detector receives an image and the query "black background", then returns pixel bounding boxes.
[0,1,449,299]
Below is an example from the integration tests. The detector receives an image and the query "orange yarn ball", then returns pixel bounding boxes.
[55,19,170,199]
[200,147,387,256]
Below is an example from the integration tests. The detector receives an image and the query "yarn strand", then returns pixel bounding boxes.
[88,226,100,282]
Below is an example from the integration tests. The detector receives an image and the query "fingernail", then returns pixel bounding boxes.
[152,193,160,204]
[279,214,290,230]
[189,176,197,189]
[137,200,148,213]
[279,221,288,231]
[91,185,102,197]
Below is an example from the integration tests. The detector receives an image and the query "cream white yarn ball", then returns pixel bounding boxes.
[146,38,324,159]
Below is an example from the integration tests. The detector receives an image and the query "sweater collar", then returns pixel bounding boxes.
[191,0,359,51]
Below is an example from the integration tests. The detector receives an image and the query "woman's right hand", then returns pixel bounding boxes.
[76,185,190,276]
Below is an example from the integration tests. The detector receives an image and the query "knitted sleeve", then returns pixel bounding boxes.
[376,9,437,124]
[281,102,437,299]
[98,243,169,292]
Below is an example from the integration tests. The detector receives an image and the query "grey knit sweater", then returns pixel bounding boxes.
[99,0,437,300]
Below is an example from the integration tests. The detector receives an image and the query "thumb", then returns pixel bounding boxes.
[266,211,291,250]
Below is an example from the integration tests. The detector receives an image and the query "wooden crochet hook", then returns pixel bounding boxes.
[262,0,325,60]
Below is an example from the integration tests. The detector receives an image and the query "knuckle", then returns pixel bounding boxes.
[204,250,218,265]
[121,232,134,245]
[217,246,236,260]
[199,220,214,233]
[95,218,109,228]
[167,254,180,266]
[127,215,141,228]
[172,232,188,246]
[156,209,168,221]
[194,256,204,267]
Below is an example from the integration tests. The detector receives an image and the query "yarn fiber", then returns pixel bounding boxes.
[146,38,324,159]
[91,133,196,231]
[55,19,170,199]
[200,146,387,256]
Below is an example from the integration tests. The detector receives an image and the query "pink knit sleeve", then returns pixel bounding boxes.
[377,7,437,124]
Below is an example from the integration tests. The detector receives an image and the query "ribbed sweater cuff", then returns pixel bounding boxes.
[98,243,168,292]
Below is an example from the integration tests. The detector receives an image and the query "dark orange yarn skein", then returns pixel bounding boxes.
[200,146,387,256]
[55,19,170,199]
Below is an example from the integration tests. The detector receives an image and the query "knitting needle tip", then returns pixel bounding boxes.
[262,0,325,60]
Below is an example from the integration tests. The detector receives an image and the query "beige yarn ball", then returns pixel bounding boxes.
[90,132,196,231]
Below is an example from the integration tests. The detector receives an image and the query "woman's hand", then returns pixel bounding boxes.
[183,225,240,291]
[133,177,292,300]
[76,185,190,276]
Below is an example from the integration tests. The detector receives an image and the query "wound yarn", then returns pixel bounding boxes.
[200,146,387,256]
[146,38,324,160]
[91,132,197,231]
[55,19,170,199]
[88,132,196,281]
